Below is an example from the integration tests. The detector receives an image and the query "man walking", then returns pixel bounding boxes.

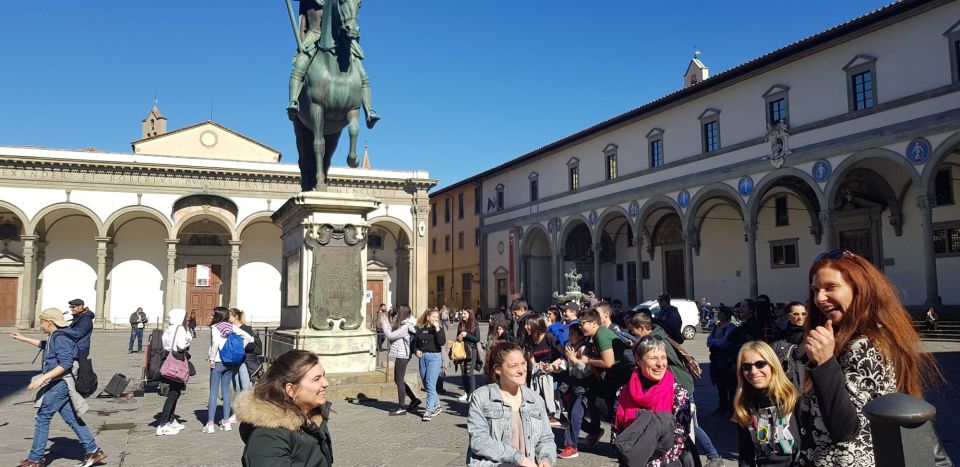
[129,307,148,353]
[61,298,98,398]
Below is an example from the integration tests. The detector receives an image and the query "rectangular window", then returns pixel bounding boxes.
[770,239,799,268]
[458,193,464,219]
[530,179,539,202]
[616,263,624,281]
[458,231,464,250]
[641,261,650,280]
[650,139,663,168]
[775,196,789,226]
[496,190,504,210]
[475,229,481,246]
[569,166,579,191]
[703,121,719,152]
[462,273,472,292]
[768,98,787,125]
[444,198,451,223]
[432,238,437,254]
[851,71,874,110]
[474,188,481,214]
[627,224,634,247]
[606,154,618,180]
[933,224,960,256]
[444,235,450,252]
[934,229,947,254]
[955,39,960,82]
[436,275,445,306]
[431,204,437,226]
[936,168,954,206]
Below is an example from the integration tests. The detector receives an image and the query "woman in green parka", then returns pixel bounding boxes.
[234,349,333,467]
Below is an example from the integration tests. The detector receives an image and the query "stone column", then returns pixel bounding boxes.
[744,222,759,300]
[163,240,178,324]
[917,196,941,308]
[592,235,601,297]
[395,246,411,307]
[18,236,38,328]
[683,228,695,300]
[411,205,431,315]
[229,240,242,308]
[635,232,645,304]
[33,241,47,320]
[550,242,559,296]
[818,209,837,251]
[94,237,110,327]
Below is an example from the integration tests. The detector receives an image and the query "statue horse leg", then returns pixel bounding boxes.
[292,117,317,192]
[309,103,327,190]
[346,109,361,168]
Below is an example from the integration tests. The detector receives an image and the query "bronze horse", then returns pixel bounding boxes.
[293,0,362,191]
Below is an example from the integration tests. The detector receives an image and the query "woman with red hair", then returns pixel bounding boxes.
[800,249,939,465]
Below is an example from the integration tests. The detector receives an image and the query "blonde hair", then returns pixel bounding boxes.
[417,308,438,326]
[229,308,247,326]
[732,341,798,428]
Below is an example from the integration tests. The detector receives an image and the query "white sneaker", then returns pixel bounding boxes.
[203,422,216,434]
[228,414,237,424]
[156,424,179,436]
[219,420,232,432]
[457,393,469,402]
[169,419,185,431]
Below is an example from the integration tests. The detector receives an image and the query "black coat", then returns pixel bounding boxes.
[234,391,333,467]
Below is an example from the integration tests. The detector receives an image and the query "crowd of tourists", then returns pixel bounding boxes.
[7,248,952,466]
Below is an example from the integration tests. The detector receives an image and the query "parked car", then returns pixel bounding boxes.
[631,299,701,340]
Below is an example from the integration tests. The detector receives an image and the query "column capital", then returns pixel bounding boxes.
[165,239,180,247]
[19,235,39,243]
[818,209,836,224]
[94,236,111,245]
[229,240,243,248]
[916,195,936,212]
[743,222,758,241]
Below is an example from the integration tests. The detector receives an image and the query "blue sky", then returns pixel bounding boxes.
[0,1,890,190]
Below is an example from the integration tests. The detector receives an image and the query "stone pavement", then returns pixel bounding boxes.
[0,325,957,466]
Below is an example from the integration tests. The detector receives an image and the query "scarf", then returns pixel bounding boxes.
[614,369,676,432]
[214,322,233,337]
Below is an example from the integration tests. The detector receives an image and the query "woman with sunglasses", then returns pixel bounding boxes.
[612,335,692,466]
[800,249,939,465]
[733,341,799,466]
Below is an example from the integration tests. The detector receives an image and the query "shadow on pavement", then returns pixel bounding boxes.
[0,371,38,404]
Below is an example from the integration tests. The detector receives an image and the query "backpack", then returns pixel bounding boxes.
[219,332,246,365]
[772,340,804,389]
[665,336,703,381]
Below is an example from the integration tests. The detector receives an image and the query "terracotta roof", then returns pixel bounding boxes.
[130,120,282,156]
[462,0,939,185]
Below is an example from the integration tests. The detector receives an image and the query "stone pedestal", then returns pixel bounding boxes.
[270,191,380,373]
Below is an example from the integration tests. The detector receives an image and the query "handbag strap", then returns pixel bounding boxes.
[169,325,180,352]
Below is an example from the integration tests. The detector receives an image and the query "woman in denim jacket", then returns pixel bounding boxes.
[467,341,556,467]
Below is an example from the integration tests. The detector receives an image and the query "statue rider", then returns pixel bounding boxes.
[287,0,380,129]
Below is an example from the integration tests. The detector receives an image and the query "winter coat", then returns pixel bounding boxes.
[381,317,417,359]
[234,390,333,467]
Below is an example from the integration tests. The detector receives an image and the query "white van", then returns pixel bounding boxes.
[631,299,701,340]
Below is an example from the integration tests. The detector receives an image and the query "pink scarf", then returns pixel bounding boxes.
[614,369,676,432]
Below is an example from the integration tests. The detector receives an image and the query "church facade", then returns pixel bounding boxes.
[477,0,960,313]
[0,107,435,328]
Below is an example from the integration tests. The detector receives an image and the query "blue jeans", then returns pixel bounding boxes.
[30,380,97,462]
[208,362,239,424]
[692,397,720,459]
[129,327,144,352]
[233,362,252,392]
[563,393,587,447]
[418,352,441,411]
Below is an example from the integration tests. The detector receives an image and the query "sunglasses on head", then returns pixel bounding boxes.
[638,335,663,343]
[740,360,769,372]
[814,248,854,262]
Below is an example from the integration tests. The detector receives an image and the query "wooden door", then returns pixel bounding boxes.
[187,264,222,326]
[366,280,383,328]
[496,279,508,310]
[839,229,874,265]
[626,262,638,307]
[0,277,17,326]
[664,249,686,299]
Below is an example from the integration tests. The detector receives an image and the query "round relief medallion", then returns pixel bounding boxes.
[199,130,219,148]
[497,241,505,255]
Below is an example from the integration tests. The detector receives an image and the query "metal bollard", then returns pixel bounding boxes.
[863,393,950,467]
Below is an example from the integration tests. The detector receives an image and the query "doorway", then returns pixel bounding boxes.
[839,229,875,265]
[366,279,383,328]
[626,262,637,307]
[663,249,685,299]
[187,264,222,326]
[0,277,17,326]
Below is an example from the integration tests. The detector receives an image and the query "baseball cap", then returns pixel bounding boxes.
[68,298,84,307]
[38,308,69,327]
[560,302,581,312]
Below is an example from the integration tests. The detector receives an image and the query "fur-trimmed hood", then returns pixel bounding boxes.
[233,390,326,431]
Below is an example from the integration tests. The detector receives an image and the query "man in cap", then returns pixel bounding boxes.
[11,309,107,467]
[60,298,98,398]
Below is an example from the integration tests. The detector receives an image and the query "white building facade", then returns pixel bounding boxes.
[0,115,435,328]
[479,0,960,313]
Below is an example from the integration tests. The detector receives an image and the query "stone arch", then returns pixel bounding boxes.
[598,205,633,235]
[637,195,685,235]
[368,215,415,247]
[750,168,824,220]
[522,222,552,255]
[173,210,238,242]
[28,202,103,237]
[102,205,173,238]
[237,211,279,239]
[922,131,960,199]
[560,214,592,246]
[685,183,746,232]
[824,148,920,207]
[0,200,30,233]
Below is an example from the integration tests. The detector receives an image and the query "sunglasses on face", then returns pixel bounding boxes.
[814,248,854,262]
[740,360,769,372]
[789,312,808,317]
